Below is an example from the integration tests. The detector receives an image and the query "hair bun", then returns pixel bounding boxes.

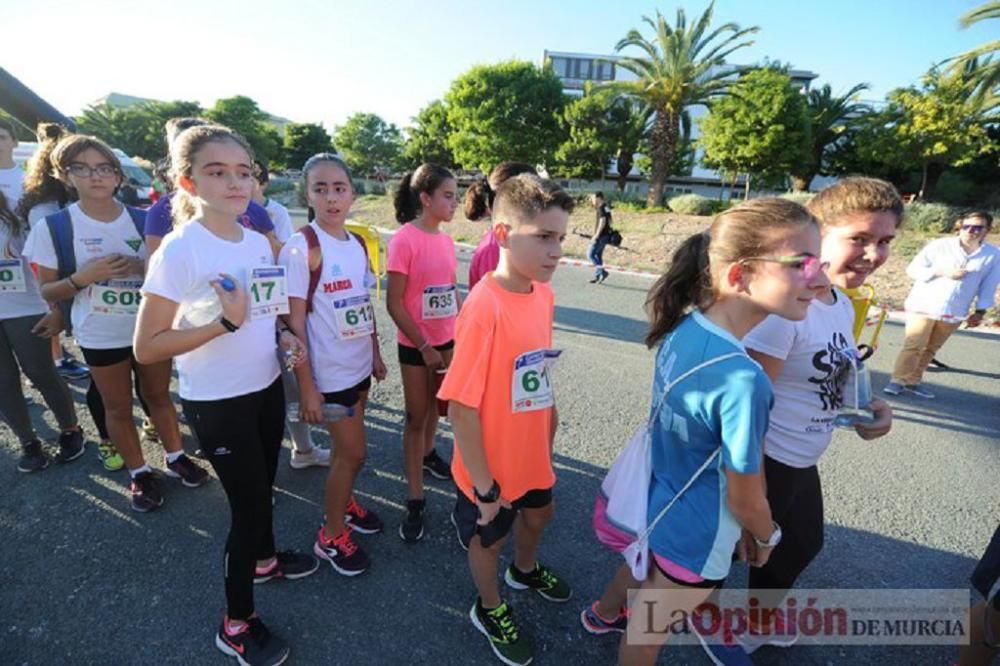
[41,124,64,139]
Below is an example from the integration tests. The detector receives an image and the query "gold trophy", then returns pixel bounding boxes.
[843,284,887,361]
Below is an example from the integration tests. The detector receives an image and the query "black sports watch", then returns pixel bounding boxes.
[219,316,240,333]
[474,481,501,504]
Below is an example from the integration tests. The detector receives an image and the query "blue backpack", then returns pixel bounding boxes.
[44,206,147,335]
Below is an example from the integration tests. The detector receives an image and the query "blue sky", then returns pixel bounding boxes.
[3,0,992,133]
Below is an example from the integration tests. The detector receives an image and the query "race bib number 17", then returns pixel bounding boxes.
[512,349,562,413]
[249,266,289,321]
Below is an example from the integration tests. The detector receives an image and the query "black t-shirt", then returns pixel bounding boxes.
[596,203,613,237]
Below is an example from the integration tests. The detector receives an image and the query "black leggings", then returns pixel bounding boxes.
[86,371,151,441]
[182,378,285,620]
[748,456,824,592]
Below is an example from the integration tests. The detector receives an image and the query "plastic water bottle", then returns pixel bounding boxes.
[833,353,876,429]
[286,402,354,423]
[178,277,237,329]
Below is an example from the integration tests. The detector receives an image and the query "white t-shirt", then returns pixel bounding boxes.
[0,165,24,211]
[743,288,857,468]
[279,223,375,392]
[142,220,280,401]
[25,203,146,349]
[27,201,61,229]
[265,199,294,243]
[0,222,48,319]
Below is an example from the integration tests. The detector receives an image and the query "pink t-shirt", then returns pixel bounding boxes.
[468,229,500,292]
[387,223,459,347]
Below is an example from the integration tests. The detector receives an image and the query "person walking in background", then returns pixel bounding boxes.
[588,192,613,284]
[884,211,1000,398]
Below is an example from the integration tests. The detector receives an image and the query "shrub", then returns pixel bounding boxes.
[668,193,715,216]
[904,202,960,233]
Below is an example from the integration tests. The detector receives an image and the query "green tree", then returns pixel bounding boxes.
[445,60,567,172]
[698,68,811,195]
[403,100,454,168]
[789,82,870,191]
[282,122,333,170]
[606,3,758,206]
[858,67,995,198]
[207,96,281,164]
[333,112,404,176]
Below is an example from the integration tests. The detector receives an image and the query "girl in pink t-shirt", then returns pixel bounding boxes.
[464,162,537,292]
[386,163,460,543]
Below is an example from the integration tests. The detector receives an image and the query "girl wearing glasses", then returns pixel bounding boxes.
[584,199,828,665]
[697,178,899,661]
[26,134,209,513]
[884,211,1000,397]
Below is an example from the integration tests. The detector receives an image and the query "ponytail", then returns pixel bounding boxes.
[464,180,491,221]
[644,232,712,348]
[393,163,454,224]
[393,171,417,223]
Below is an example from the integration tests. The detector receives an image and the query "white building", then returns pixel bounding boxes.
[542,50,819,199]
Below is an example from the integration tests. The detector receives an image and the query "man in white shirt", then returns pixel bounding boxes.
[0,118,24,210]
[885,211,1000,397]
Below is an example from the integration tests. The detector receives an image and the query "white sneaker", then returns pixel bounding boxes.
[735,626,799,654]
[290,446,331,469]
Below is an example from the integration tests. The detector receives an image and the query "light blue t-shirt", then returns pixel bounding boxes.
[647,311,773,581]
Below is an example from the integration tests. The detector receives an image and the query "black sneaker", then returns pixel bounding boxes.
[254,550,319,584]
[398,499,426,543]
[470,598,533,666]
[130,471,164,513]
[215,616,290,666]
[164,453,210,487]
[54,429,85,464]
[314,527,370,576]
[504,562,572,602]
[17,440,50,473]
[423,450,452,480]
[597,269,609,283]
[345,496,383,534]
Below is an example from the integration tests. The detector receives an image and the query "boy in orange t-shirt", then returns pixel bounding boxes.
[437,174,574,666]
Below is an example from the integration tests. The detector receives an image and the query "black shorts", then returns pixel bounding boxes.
[453,487,553,549]
[80,346,133,368]
[652,557,725,589]
[322,376,372,408]
[398,340,454,367]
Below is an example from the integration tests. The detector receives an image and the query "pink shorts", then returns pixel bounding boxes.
[592,494,705,584]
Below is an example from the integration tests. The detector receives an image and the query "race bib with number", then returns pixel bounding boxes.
[422,284,458,320]
[249,266,289,321]
[90,279,143,316]
[512,349,562,413]
[0,259,27,293]
[333,294,376,339]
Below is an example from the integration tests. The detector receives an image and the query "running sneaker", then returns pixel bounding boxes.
[164,453,210,487]
[689,617,753,666]
[56,357,90,381]
[215,616,290,666]
[141,418,159,443]
[735,622,799,654]
[54,429,85,464]
[289,446,331,469]
[504,562,572,602]
[422,450,452,480]
[314,527,370,576]
[97,440,124,471]
[882,382,905,396]
[253,550,319,584]
[451,510,470,551]
[399,499,426,543]
[906,384,935,399]
[345,496,383,534]
[17,440,50,473]
[469,598,533,666]
[580,601,628,634]
[598,269,610,284]
[130,471,164,513]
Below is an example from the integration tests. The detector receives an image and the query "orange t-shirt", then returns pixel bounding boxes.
[438,274,558,503]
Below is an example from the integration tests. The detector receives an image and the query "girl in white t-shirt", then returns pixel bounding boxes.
[280,153,387,577]
[28,134,208,513]
[135,124,317,665]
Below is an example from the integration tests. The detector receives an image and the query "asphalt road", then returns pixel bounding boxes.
[2,220,998,665]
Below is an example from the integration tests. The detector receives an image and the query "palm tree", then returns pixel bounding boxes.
[606,2,758,206]
[790,82,871,191]
[951,1,1000,100]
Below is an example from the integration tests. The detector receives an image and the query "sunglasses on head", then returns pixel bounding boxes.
[741,254,828,280]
